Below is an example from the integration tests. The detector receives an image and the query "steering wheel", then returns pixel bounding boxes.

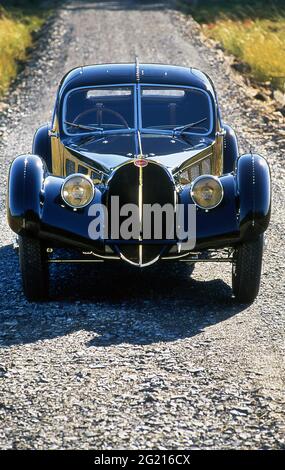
[73,105,129,128]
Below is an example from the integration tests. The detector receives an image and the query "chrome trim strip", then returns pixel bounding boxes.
[161,251,191,260]
[139,244,143,266]
[138,163,143,266]
[82,250,120,260]
[137,130,143,156]
[179,259,231,263]
[48,259,104,263]
[120,251,161,268]
[135,56,140,82]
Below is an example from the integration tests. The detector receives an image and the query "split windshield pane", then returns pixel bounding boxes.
[140,86,212,134]
[64,86,135,134]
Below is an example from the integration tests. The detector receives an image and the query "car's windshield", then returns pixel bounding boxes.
[63,86,135,135]
[62,85,213,136]
[140,86,212,135]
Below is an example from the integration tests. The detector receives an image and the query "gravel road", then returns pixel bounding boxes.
[0,0,284,450]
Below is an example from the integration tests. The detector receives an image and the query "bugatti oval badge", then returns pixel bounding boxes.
[134,159,148,168]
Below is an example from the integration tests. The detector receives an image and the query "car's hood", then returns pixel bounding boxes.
[63,133,215,174]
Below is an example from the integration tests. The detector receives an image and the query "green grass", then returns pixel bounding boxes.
[0,1,51,97]
[184,0,285,91]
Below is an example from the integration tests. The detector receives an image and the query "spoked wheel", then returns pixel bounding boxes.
[18,235,49,301]
[232,234,264,303]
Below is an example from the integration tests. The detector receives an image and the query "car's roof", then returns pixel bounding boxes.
[58,63,217,99]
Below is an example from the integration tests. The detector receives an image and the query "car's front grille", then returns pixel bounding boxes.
[106,160,175,266]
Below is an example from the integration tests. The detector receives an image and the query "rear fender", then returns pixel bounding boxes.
[32,124,52,171]
[223,124,239,173]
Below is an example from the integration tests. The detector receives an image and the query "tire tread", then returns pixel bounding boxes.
[233,235,263,303]
[19,236,49,301]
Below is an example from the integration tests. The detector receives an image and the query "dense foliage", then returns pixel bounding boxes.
[185,0,285,90]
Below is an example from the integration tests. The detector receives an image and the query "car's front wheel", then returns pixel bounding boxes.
[19,235,49,301]
[232,234,264,303]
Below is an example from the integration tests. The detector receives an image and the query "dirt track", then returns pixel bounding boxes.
[0,0,284,449]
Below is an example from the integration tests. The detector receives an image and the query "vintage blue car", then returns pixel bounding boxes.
[7,62,271,302]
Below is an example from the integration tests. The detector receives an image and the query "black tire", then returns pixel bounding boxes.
[18,235,49,301]
[232,234,264,303]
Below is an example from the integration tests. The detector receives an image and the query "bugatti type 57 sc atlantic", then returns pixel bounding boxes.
[7,63,271,302]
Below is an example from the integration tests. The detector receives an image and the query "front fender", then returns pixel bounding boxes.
[237,153,271,240]
[179,174,239,248]
[40,176,103,247]
[7,154,46,235]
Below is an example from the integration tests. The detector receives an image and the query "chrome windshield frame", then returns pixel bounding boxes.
[61,83,215,138]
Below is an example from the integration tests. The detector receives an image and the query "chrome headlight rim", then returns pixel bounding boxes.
[61,173,95,209]
[190,174,224,210]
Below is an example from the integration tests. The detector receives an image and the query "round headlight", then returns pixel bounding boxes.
[61,174,94,208]
[191,175,223,209]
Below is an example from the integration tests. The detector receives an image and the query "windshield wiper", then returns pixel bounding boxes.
[72,134,105,148]
[64,121,104,132]
[172,117,208,135]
